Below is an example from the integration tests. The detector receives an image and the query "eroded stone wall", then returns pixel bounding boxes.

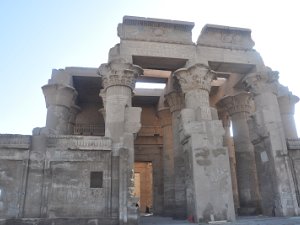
[0,134,116,224]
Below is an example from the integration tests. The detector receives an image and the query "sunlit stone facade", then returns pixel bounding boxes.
[1,16,300,225]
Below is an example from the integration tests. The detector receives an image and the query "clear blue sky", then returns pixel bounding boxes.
[0,0,299,136]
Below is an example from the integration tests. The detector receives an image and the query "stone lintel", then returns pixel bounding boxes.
[123,16,194,30]
[118,16,194,44]
[46,135,112,150]
[197,24,255,50]
[0,134,31,149]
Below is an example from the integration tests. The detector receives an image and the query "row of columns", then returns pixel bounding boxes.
[216,68,299,217]
[42,60,299,223]
[161,64,300,221]
[217,92,261,215]
[242,69,299,216]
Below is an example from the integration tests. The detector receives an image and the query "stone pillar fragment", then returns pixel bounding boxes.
[218,111,239,211]
[217,92,261,215]
[277,87,299,139]
[243,68,300,216]
[99,60,142,225]
[42,84,77,135]
[158,107,175,216]
[174,64,235,223]
[165,91,186,219]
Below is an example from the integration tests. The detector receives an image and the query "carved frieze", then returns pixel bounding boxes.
[242,67,279,95]
[47,135,112,150]
[174,64,216,93]
[98,61,142,91]
[0,134,31,149]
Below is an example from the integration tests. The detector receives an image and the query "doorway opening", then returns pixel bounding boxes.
[134,162,153,214]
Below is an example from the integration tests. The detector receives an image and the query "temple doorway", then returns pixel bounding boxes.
[134,162,153,213]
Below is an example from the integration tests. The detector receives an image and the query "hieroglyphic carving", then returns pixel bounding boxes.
[46,135,112,150]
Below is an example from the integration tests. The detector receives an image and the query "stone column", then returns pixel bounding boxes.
[174,64,235,223]
[217,92,261,215]
[165,91,186,219]
[99,60,143,225]
[278,91,299,139]
[218,111,239,211]
[243,68,299,216]
[158,107,175,217]
[42,84,77,135]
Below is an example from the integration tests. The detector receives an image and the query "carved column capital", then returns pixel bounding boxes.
[278,94,299,115]
[173,63,216,93]
[42,84,78,108]
[165,91,184,113]
[217,92,252,116]
[242,68,279,95]
[98,61,143,91]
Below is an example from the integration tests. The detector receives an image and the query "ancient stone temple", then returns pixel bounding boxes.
[1,16,300,225]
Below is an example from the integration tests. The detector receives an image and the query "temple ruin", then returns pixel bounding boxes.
[1,16,300,225]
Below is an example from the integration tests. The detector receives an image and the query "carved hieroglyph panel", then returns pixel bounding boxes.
[47,159,111,217]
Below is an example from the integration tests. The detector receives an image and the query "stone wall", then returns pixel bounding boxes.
[0,134,116,224]
[0,135,31,218]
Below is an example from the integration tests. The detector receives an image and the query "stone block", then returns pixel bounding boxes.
[197,24,255,50]
[118,16,194,44]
